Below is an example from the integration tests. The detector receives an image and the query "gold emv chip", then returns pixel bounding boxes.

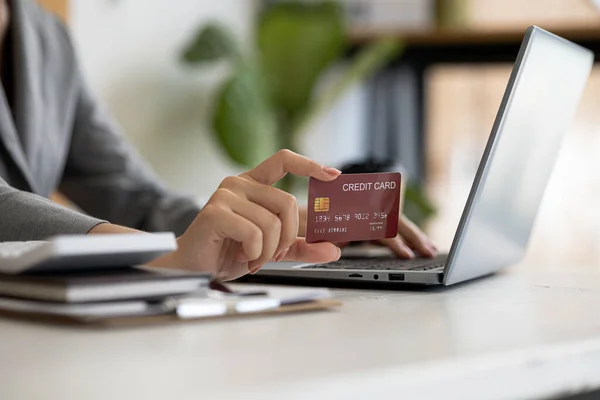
[314,197,330,212]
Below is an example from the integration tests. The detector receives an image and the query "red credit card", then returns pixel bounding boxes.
[306,173,401,243]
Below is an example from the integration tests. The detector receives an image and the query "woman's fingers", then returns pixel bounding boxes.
[199,204,263,263]
[220,176,298,260]
[242,149,340,186]
[281,238,341,263]
[211,189,281,269]
[378,235,416,259]
[188,150,347,277]
[397,215,436,257]
[249,238,341,274]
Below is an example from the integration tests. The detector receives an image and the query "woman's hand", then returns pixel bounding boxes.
[151,150,342,281]
[377,215,437,258]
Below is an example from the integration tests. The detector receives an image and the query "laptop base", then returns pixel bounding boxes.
[255,255,446,286]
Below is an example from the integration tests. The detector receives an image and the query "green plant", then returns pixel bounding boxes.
[404,185,437,228]
[181,1,400,183]
[181,1,436,225]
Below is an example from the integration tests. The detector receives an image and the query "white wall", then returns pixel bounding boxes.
[70,0,256,200]
[69,0,367,200]
[301,67,368,170]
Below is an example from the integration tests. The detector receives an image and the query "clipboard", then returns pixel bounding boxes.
[0,298,342,327]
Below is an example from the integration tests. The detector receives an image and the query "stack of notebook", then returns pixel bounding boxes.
[0,234,339,325]
[0,266,211,320]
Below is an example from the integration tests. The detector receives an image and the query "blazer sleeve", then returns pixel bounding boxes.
[0,176,105,241]
[58,66,200,236]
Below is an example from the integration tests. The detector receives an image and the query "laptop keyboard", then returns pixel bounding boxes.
[301,254,447,272]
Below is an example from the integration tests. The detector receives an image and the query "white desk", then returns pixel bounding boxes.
[2,266,600,399]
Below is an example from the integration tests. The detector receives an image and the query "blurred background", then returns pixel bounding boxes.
[43,0,600,267]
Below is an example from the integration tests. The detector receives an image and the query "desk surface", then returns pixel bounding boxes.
[3,266,600,399]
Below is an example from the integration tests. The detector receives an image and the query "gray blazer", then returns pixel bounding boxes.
[0,0,200,241]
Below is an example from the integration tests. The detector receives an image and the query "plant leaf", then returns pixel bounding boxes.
[258,1,345,127]
[212,64,278,168]
[181,23,241,65]
[404,184,437,228]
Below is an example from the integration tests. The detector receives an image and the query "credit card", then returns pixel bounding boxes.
[306,172,401,243]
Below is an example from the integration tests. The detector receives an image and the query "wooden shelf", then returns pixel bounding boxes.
[348,24,600,66]
[350,25,600,47]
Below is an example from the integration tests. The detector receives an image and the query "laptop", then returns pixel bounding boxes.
[257,26,593,286]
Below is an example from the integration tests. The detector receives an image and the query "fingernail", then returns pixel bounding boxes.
[275,247,290,262]
[404,248,416,258]
[322,166,341,176]
[336,247,342,259]
[420,245,434,257]
[250,265,262,275]
[427,244,437,256]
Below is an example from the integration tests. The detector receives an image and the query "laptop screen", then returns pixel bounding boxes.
[444,26,594,285]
